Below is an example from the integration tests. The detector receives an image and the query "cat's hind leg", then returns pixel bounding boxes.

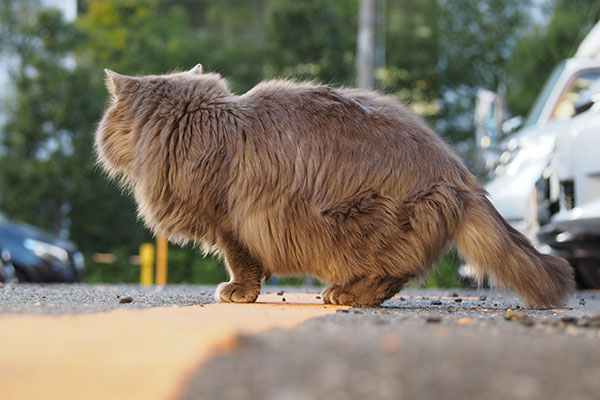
[215,232,264,303]
[321,275,409,307]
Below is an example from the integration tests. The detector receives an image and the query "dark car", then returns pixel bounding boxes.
[0,212,84,282]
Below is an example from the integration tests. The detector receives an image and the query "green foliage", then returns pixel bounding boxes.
[506,0,600,117]
[84,247,141,284]
[264,0,357,84]
[434,0,533,144]
[0,5,98,235]
[165,248,228,284]
[0,1,145,252]
[192,0,269,93]
[381,0,440,104]
[422,252,461,288]
[84,247,228,284]
[77,0,199,76]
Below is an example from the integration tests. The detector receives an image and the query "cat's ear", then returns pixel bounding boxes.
[104,68,127,96]
[190,63,203,74]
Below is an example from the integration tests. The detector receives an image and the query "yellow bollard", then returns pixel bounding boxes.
[139,243,155,286]
[155,235,168,286]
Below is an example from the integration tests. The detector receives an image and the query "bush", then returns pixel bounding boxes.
[84,246,228,284]
[422,251,461,288]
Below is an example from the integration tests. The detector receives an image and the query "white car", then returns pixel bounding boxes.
[463,23,600,287]
[536,78,600,288]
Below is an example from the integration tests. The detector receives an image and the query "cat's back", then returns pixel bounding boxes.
[236,79,472,192]
[241,79,432,140]
[240,79,454,164]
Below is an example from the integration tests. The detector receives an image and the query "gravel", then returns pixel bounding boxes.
[0,283,217,314]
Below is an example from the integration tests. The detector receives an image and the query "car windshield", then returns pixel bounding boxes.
[550,70,600,119]
[523,61,566,129]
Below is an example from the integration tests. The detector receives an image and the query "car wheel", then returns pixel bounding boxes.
[575,259,600,289]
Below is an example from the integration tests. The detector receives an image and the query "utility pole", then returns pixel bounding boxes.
[357,0,376,89]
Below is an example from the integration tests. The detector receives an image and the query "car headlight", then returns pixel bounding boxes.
[23,238,69,265]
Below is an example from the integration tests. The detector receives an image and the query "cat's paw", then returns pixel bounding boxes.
[320,284,338,304]
[321,285,356,306]
[216,282,260,303]
[321,284,382,307]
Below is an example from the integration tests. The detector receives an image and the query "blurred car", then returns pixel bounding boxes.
[0,212,85,282]
[535,78,600,288]
[461,23,600,287]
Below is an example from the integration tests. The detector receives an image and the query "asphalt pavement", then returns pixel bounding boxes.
[1,283,599,400]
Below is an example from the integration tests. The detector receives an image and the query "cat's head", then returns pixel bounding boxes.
[95,64,228,183]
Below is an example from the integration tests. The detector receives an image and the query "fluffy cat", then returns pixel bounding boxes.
[95,64,574,307]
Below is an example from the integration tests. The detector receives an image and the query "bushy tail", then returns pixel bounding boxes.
[453,194,574,307]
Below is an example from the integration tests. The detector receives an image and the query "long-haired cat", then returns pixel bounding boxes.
[95,64,574,307]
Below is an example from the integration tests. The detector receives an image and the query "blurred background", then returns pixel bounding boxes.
[0,0,599,287]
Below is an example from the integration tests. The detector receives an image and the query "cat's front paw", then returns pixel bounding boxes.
[216,282,260,303]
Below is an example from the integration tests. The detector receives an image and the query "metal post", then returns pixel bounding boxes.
[357,0,376,89]
[155,235,168,285]
[139,243,154,286]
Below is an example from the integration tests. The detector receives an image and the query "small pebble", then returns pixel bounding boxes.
[479,295,487,301]
[579,298,586,306]
[119,296,133,304]
[426,316,441,323]
[281,297,286,302]
[454,298,462,303]
[431,300,442,305]
[315,295,321,300]
[451,292,459,297]
[277,291,284,296]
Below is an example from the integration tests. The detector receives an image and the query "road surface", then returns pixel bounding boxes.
[1,283,599,400]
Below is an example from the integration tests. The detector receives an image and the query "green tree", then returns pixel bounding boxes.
[380,0,441,113]
[192,0,270,93]
[0,5,94,234]
[0,1,154,252]
[433,0,533,144]
[77,0,200,76]
[264,0,358,85]
[506,0,600,117]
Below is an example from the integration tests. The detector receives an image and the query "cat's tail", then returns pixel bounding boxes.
[453,193,574,307]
